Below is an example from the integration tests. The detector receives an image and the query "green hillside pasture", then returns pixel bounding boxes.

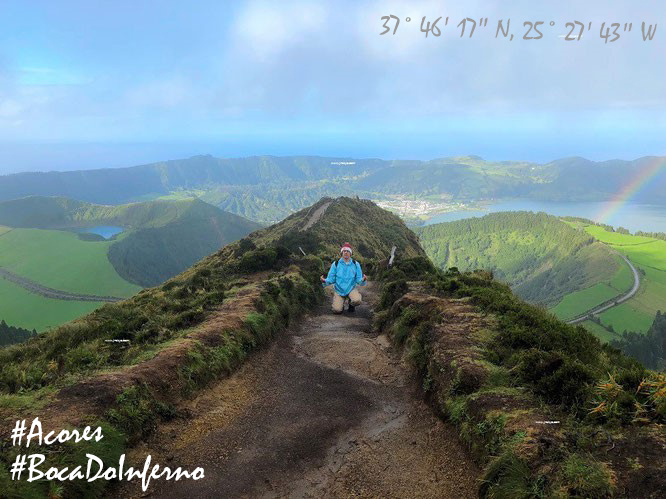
[585,226,656,246]
[597,265,666,333]
[0,228,141,297]
[597,303,655,336]
[584,226,666,334]
[581,320,621,343]
[0,278,102,332]
[418,212,622,307]
[0,226,10,237]
[550,254,634,320]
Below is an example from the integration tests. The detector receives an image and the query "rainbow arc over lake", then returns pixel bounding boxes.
[596,157,666,224]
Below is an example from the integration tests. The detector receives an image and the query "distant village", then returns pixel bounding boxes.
[374,196,469,219]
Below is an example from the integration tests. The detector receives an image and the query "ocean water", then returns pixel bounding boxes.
[425,200,666,233]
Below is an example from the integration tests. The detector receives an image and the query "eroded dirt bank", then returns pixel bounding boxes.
[111,284,480,498]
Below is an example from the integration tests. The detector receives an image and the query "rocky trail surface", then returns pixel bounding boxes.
[111,284,480,498]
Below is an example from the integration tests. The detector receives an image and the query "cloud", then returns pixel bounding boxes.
[0,0,664,146]
[232,1,328,61]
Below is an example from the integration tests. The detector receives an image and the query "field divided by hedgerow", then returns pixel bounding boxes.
[0,228,140,332]
[0,228,141,297]
[584,225,666,334]
[550,253,634,320]
[0,278,103,331]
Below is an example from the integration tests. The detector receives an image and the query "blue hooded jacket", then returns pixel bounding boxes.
[322,257,366,296]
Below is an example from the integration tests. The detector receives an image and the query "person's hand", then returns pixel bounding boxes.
[362,274,367,281]
[320,275,326,283]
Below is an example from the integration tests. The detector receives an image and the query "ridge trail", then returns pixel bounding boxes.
[112,283,480,498]
[300,201,332,232]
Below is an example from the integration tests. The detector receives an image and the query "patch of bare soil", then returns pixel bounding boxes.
[110,284,480,498]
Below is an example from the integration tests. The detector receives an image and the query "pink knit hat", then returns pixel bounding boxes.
[340,242,353,254]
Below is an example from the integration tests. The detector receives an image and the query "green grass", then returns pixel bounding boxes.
[0,228,141,296]
[598,304,655,335]
[0,386,56,411]
[0,278,104,331]
[551,254,634,320]
[376,257,662,497]
[417,212,621,308]
[583,225,666,334]
[0,226,10,237]
[551,282,619,320]
[581,320,620,343]
[585,226,657,246]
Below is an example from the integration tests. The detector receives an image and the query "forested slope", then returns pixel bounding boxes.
[417,211,621,306]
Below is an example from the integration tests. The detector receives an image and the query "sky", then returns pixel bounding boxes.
[0,0,664,173]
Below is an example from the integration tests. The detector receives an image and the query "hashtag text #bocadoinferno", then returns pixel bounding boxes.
[11,453,204,491]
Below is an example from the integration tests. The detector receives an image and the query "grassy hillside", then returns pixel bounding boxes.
[550,254,634,320]
[0,197,664,497]
[0,195,243,229]
[0,197,422,396]
[0,228,141,296]
[107,199,261,286]
[375,257,665,497]
[0,197,259,332]
[198,182,355,224]
[582,224,666,334]
[251,196,425,261]
[0,196,425,497]
[416,212,623,307]
[0,277,104,331]
[612,311,666,370]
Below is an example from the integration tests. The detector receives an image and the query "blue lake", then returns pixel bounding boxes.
[77,226,125,239]
[424,200,666,233]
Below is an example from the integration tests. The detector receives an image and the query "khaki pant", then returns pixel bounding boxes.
[330,288,362,313]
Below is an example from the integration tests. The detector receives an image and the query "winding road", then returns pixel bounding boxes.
[567,254,640,325]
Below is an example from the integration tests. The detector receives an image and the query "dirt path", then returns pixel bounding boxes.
[111,284,479,498]
[0,266,123,302]
[300,200,332,232]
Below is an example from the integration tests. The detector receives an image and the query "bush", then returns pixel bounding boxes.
[238,248,279,273]
[106,384,162,443]
[511,349,595,406]
[560,454,616,498]
[379,279,408,310]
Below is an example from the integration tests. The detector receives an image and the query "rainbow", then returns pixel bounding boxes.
[596,156,666,224]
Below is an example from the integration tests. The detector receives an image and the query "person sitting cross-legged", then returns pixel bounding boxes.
[320,242,367,314]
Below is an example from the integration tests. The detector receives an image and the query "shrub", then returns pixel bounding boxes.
[560,454,616,498]
[379,279,408,310]
[106,384,161,443]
